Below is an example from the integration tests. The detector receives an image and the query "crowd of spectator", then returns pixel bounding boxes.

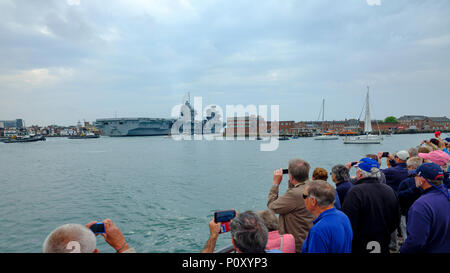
[42,135,450,253]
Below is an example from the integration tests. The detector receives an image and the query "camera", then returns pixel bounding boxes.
[89,223,105,234]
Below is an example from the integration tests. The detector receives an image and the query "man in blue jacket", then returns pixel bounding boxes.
[380,150,410,192]
[400,163,450,253]
[380,150,410,251]
[397,157,424,241]
[302,180,353,253]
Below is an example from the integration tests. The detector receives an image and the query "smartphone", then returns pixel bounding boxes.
[382,152,389,158]
[282,169,289,174]
[351,162,358,166]
[214,210,236,234]
[90,223,105,234]
[214,210,236,223]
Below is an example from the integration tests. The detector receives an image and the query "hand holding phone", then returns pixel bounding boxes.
[89,223,106,234]
[382,152,390,158]
[273,169,283,186]
[282,169,289,174]
[214,210,236,234]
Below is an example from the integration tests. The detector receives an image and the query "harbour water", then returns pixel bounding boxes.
[0,133,436,253]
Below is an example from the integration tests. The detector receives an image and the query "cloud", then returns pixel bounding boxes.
[417,34,450,47]
[0,0,450,125]
[366,0,381,6]
[67,0,80,6]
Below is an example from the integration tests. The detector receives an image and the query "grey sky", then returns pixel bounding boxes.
[0,0,449,126]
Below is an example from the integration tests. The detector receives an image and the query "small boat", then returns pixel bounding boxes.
[343,134,383,144]
[68,132,100,139]
[3,134,46,143]
[344,87,383,144]
[315,135,339,140]
[279,136,290,141]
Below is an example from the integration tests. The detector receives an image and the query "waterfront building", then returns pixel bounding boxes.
[398,115,450,131]
[0,119,24,129]
[225,115,270,137]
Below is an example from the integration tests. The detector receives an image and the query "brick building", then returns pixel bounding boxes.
[225,115,269,137]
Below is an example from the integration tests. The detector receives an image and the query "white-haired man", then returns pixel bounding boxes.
[342,158,400,254]
[43,219,135,253]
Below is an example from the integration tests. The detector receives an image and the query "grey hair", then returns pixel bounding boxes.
[306,180,335,207]
[230,211,268,253]
[408,147,419,158]
[358,167,382,180]
[288,158,310,183]
[331,164,350,182]
[407,157,423,169]
[43,224,96,253]
[256,210,279,232]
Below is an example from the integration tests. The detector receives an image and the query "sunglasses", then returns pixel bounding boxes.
[303,194,309,199]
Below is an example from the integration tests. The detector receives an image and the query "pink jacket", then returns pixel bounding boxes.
[266,231,296,253]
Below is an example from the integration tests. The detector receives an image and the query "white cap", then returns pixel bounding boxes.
[396,150,409,161]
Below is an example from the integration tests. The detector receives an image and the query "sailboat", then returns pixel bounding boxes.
[314,99,339,140]
[343,87,383,144]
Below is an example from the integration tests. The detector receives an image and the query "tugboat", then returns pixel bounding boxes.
[3,134,46,143]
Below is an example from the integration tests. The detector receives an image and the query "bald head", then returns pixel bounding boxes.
[43,224,96,253]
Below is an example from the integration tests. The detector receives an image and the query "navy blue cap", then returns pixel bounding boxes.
[416,163,444,181]
[356,158,380,173]
[445,137,450,143]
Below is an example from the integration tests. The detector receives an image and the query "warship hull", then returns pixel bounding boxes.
[95,118,175,137]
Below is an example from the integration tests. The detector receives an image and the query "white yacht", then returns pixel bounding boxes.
[344,87,383,144]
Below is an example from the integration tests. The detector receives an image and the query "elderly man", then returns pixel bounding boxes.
[43,219,134,253]
[400,163,450,253]
[201,211,281,253]
[267,158,315,252]
[379,150,410,192]
[397,157,424,241]
[302,180,352,253]
[342,158,400,254]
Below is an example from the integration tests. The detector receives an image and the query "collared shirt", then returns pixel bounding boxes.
[301,208,353,253]
[400,185,450,253]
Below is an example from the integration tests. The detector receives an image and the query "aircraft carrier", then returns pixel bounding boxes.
[95,118,176,136]
[95,94,221,137]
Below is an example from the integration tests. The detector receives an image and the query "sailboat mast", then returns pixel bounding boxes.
[364,86,372,134]
[322,99,325,132]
